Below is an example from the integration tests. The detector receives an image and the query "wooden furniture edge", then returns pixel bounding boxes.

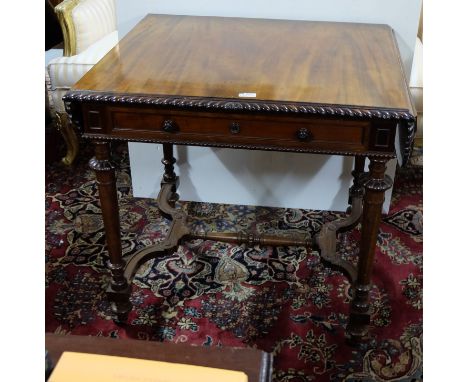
[45,333,272,382]
[64,90,415,121]
[80,133,396,159]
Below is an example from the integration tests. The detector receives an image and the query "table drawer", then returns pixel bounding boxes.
[102,108,371,151]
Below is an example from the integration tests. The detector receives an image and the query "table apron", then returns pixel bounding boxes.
[79,105,397,157]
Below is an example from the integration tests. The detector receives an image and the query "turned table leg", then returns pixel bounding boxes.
[346,157,392,343]
[161,143,179,208]
[348,156,366,206]
[89,141,132,323]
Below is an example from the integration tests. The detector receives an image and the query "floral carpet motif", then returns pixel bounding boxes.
[46,143,422,381]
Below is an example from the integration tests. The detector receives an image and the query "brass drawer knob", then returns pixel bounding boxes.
[162,119,178,133]
[296,128,312,142]
[230,121,241,134]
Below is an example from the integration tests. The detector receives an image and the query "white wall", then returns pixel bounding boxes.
[116,0,421,213]
[116,0,422,76]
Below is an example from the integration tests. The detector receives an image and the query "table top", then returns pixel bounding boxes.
[73,14,414,117]
[46,334,272,382]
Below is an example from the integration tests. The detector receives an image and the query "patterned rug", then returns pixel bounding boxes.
[45,143,422,381]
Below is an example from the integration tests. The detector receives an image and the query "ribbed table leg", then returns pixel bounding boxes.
[346,157,392,344]
[90,141,131,323]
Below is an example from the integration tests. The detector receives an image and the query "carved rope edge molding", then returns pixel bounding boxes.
[400,120,416,166]
[63,90,415,121]
[63,90,416,165]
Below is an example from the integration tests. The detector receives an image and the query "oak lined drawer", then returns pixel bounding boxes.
[105,108,370,151]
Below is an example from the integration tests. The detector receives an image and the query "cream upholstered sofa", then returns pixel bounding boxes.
[46,0,118,165]
[409,8,423,149]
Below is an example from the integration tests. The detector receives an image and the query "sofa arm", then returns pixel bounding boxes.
[55,0,80,56]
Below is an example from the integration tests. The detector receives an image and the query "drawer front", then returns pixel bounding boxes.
[99,107,371,152]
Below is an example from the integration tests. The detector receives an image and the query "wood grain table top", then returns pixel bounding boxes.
[73,14,415,116]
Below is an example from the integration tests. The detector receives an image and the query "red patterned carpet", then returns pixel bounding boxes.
[45,144,422,381]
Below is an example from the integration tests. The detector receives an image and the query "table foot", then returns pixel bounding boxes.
[106,284,132,324]
[346,314,370,345]
[346,322,370,346]
[345,285,372,344]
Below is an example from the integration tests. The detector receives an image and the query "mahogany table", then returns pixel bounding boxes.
[46,334,272,382]
[64,14,416,343]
